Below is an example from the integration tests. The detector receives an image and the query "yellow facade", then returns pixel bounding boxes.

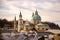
[35,24,49,32]
[24,25,34,31]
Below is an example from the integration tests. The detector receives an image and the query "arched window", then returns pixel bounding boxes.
[46,28,48,30]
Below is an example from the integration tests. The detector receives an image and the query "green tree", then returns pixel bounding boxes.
[0,29,4,40]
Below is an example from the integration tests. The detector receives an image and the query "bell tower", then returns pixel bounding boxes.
[18,12,23,32]
[14,16,16,30]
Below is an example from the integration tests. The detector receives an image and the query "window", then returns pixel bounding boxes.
[46,28,48,30]
[42,28,44,30]
[58,34,60,36]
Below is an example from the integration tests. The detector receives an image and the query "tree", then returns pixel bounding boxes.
[0,29,4,40]
[42,22,60,29]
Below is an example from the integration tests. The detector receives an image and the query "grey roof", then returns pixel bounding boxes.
[37,23,45,26]
[37,23,48,26]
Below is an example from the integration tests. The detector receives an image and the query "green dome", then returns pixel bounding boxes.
[33,15,41,20]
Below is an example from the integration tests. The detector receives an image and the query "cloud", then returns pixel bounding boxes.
[46,0,60,3]
[49,3,60,12]
[6,0,60,3]
[0,0,60,26]
[0,4,10,10]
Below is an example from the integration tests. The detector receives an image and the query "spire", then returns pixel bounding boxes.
[19,12,22,17]
[32,12,34,17]
[14,16,16,21]
[14,16,16,30]
[35,10,38,15]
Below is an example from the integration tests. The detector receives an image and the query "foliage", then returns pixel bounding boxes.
[0,19,14,28]
[42,22,60,29]
[0,29,4,40]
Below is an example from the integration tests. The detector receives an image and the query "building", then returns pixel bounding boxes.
[14,10,50,32]
[46,30,60,40]
[1,10,60,40]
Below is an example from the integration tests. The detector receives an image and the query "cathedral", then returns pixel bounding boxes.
[14,10,49,32]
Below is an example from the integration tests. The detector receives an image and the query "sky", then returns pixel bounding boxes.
[0,0,60,26]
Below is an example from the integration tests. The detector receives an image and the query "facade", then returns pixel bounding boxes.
[14,10,50,32]
[35,23,49,32]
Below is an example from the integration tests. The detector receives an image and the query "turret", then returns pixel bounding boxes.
[14,16,16,30]
[35,10,38,15]
[32,12,34,17]
[19,12,22,19]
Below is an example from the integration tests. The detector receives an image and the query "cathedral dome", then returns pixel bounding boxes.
[32,10,41,20]
[33,15,41,20]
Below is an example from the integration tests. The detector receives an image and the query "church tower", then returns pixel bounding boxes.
[14,16,16,30]
[32,12,34,17]
[18,12,23,32]
[32,10,41,24]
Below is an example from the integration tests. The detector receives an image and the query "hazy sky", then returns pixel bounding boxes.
[0,0,60,26]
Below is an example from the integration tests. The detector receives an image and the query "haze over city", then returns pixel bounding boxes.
[0,0,60,26]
